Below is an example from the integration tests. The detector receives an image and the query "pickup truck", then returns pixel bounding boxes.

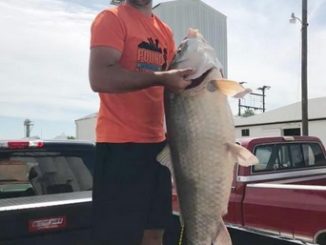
[0,139,182,245]
[0,139,95,245]
[172,136,326,245]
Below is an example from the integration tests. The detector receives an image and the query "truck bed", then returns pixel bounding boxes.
[0,192,92,245]
[243,177,326,244]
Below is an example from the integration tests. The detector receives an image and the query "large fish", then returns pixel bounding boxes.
[161,29,258,245]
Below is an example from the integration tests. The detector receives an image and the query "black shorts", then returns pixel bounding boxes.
[91,141,172,244]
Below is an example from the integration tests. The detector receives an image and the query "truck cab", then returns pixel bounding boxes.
[225,136,326,244]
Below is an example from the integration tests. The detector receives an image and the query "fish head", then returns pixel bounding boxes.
[170,28,252,98]
[169,28,224,96]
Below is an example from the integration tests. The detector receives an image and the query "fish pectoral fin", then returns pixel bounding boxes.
[226,143,259,166]
[215,79,252,98]
[212,221,232,245]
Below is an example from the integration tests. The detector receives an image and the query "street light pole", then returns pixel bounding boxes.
[238,82,247,116]
[257,85,271,112]
[301,0,309,136]
[290,0,309,136]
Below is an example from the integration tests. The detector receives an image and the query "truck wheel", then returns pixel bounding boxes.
[163,215,187,245]
[316,232,326,245]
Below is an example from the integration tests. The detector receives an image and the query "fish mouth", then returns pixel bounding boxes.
[186,68,213,90]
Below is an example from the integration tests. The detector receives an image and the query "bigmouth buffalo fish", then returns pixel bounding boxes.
[159,29,258,245]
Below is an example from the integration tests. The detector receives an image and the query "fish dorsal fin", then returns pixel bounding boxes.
[225,143,259,166]
[215,79,252,98]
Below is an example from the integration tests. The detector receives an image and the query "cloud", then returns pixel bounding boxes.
[202,0,326,113]
[0,0,99,122]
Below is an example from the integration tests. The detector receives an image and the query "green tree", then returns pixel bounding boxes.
[242,109,255,117]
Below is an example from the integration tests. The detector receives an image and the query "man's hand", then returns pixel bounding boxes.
[158,68,194,93]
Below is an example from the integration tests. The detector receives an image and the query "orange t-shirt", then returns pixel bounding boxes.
[90,4,175,143]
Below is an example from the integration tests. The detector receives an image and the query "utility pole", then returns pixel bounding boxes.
[301,0,309,136]
[238,82,246,116]
[238,84,270,116]
[290,0,309,135]
[24,119,33,138]
[257,85,271,112]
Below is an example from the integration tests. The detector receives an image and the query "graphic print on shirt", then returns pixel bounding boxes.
[137,38,168,72]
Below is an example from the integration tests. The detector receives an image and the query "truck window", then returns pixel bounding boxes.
[277,145,291,169]
[254,144,286,171]
[0,150,93,198]
[289,144,305,168]
[302,143,326,166]
[253,142,326,173]
[253,145,273,171]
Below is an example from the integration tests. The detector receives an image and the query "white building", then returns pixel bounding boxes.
[153,0,228,75]
[75,113,97,141]
[235,96,326,145]
[76,96,326,145]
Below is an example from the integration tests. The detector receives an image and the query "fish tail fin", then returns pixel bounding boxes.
[212,221,232,245]
[226,143,259,166]
[215,79,252,98]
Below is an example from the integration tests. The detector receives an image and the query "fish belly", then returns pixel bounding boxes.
[165,90,235,245]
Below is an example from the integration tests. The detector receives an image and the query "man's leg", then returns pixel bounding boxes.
[143,160,172,245]
[141,229,165,245]
[91,143,145,245]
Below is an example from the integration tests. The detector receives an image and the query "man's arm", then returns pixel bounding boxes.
[89,46,193,93]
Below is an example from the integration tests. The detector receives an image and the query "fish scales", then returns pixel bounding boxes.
[163,28,257,245]
[165,80,235,245]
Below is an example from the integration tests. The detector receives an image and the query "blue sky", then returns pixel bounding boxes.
[0,0,326,139]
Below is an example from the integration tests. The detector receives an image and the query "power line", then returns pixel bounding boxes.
[238,85,271,116]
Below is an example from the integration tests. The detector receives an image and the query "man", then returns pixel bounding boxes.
[89,0,192,244]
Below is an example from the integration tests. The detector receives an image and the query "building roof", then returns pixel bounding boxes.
[155,0,226,17]
[75,113,97,122]
[234,96,326,127]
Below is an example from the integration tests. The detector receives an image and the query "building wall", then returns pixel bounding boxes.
[75,117,96,141]
[309,121,326,145]
[153,0,228,76]
[77,115,326,146]
[236,120,326,146]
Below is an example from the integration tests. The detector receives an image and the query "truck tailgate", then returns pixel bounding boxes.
[0,191,92,244]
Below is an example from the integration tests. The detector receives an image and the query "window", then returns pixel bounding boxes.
[302,143,326,166]
[253,145,273,171]
[283,128,300,136]
[253,142,326,172]
[0,149,94,199]
[289,144,305,168]
[241,129,250,137]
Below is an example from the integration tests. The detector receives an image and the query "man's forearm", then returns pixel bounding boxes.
[90,64,166,93]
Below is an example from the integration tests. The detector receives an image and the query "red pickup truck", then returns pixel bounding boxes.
[172,136,326,245]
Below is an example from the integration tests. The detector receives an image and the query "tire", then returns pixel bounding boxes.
[316,232,326,245]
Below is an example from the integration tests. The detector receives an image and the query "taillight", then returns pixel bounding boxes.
[0,140,44,149]
[8,141,29,149]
